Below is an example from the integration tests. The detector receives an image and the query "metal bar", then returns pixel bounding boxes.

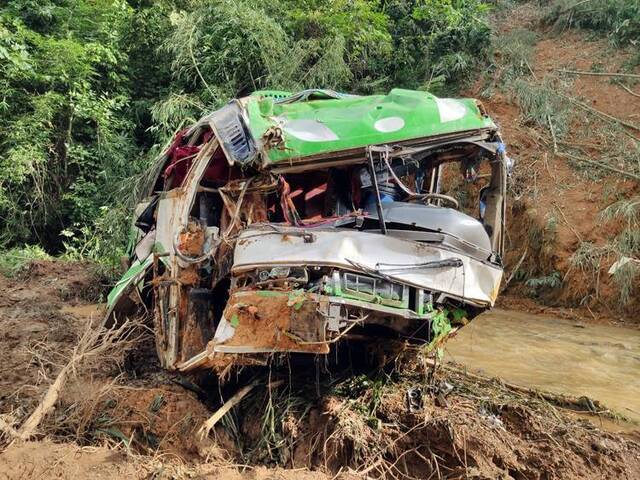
[367,148,387,235]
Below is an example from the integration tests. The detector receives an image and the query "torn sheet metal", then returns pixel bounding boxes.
[232,227,503,306]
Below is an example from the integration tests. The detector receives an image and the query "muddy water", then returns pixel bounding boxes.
[445,309,640,426]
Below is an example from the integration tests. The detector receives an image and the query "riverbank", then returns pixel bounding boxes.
[445,309,640,426]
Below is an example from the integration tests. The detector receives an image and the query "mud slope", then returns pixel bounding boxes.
[1,260,639,479]
[480,5,640,323]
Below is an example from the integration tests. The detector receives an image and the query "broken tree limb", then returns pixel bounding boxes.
[197,379,285,440]
[16,318,143,441]
[558,93,640,134]
[558,151,640,182]
[617,81,640,99]
[17,362,74,440]
[500,248,527,293]
[558,69,640,79]
[552,202,583,243]
[443,364,610,414]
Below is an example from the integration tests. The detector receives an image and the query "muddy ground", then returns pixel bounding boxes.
[1,261,639,479]
[3,4,640,479]
[481,3,640,324]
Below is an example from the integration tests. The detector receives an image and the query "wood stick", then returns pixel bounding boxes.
[17,363,73,440]
[16,318,141,441]
[617,82,640,99]
[559,93,640,133]
[558,152,640,182]
[197,379,284,440]
[558,69,640,79]
[552,202,583,243]
[501,248,528,293]
[547,115,558,154]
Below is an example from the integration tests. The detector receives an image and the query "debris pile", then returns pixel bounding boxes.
[0,260,639,479]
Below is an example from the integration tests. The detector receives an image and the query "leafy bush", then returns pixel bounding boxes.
[510,78,572,138]
[0,1,143,260]
[525,271,562,296]
[0,0,496,274]
[0,244,51,277]
[545,0,640,47]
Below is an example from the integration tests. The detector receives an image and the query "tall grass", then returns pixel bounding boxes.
[599,197,640,305]
[545,0,640,47]
[0,245,52,277]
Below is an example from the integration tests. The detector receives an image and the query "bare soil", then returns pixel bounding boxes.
[0,260,638,479]
[477,5,640,325]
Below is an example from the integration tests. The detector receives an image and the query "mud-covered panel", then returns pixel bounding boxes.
[213,291,329,354]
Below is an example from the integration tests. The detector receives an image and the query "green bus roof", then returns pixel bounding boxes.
[245,88,496,164]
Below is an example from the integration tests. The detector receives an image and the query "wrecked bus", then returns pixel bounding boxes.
[106,88,509,372]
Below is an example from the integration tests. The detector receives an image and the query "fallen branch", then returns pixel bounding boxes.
[558,151,640,182]
[559,93,640,134]
[500,248,528,293]
[617,82,640,99]
[16,317,143,441]
[444,364,609,414]
[558,69,640,79]
[552,202,583,243]
[18,363,74,440]
[197,379,284,440]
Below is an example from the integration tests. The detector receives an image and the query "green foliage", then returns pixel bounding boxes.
[0,244,51,277]
[385,0,492,94]
[0,0,144,263]
[546,0,640,47]
[570,242,612,274]
[333,373,387,427]
[0,0,495,275]
[510,78,571,138]
[525,271,562,296]
[489,28,539,86]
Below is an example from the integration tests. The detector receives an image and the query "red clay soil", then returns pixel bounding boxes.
[1,261,639,479]
[476,11,640,324]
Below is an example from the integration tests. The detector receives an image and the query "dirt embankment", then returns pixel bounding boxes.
[477,5,640,324]
[1,260,639,479]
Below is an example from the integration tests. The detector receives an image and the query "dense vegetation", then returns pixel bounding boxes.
[545,0,640,47]
[0,0,492,269]
[1,0,637,277]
